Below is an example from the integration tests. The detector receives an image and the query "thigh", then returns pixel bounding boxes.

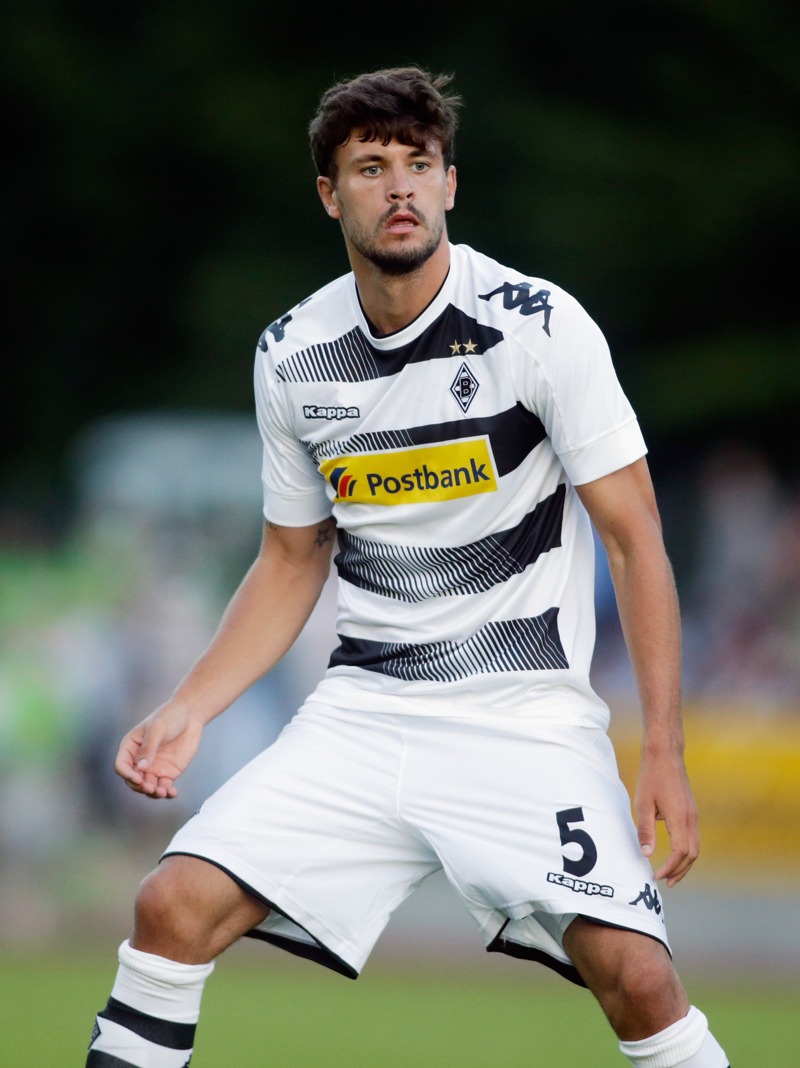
[134,855,270,961]
[563,916,689,1038]
[400,715,670,970]
[163,704,440,976]
[563,915,677,985]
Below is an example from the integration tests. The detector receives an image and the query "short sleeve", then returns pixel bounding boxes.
[517,291,647,486]
[254,349,333,526]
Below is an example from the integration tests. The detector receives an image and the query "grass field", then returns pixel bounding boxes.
[4,943,798,1066]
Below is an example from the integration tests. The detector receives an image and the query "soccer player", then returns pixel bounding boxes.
[86,67,730,1066]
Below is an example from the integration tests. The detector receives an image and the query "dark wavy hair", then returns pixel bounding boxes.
[308,66,462,180]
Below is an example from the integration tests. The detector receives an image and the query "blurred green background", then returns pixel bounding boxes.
[1,1,799,1060]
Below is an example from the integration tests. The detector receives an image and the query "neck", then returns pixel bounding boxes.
[351,238,451,336]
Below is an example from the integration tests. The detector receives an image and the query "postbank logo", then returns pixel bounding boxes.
[320,438,498,505]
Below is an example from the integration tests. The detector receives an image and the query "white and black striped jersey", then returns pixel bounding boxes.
[255,243,646,721]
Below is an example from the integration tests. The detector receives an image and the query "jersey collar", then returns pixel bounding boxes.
[349,244,457,351]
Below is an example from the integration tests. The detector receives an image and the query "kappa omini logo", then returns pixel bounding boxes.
[479,282,553,335]
[320,439,498,505]
[629,882,662,914]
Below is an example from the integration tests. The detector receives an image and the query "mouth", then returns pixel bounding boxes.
[383,210,420,235]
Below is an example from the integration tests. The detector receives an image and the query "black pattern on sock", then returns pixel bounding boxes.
[87,1054,192,1068]
[97,996,196,1048]
[86,1052,142,1067]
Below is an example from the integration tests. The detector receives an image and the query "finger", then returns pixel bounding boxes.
[134,722,167,773]
[655,821,700,886]
[115,734,146,785]
[135,770,159,796]
[636,809,657,861]
[655,850,694,887]
[134,771,178,800]
[123,773,155,796]
[147,776,177,800]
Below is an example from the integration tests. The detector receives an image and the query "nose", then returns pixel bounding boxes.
[387,163,413,202]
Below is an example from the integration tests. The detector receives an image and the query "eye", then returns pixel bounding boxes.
[362,164,381,176]
[412,161,430,173]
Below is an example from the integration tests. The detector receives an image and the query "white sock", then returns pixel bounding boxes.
[86,939,215,1067]
[619,1006,729,1067]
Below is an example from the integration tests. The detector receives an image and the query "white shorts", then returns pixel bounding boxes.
[163,701,670,983]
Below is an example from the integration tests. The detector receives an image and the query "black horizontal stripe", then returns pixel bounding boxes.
[98,998,195,1050]
[87,1052,151,1067]
[329,608,568,680]
[407,403,546,476]
[336,484,565,601]
[87,1052,191,1068]
[277,328,380,383]
[276,306,504,383]
[309,402,546,479]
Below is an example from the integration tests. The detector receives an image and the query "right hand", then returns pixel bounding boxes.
[115,701,206,799]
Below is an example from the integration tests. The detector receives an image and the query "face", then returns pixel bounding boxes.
[316,135,457,276]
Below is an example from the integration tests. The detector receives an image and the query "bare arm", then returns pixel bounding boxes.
[577,457,699,887]
[116,517,337,799]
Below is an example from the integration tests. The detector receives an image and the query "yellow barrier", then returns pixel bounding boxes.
[609,705,800,881]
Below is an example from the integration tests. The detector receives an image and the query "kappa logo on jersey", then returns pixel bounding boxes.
[450,361,479,413]
[303,404,361,420]
[259,314,292,348]
[629,882,662,914]
[320,439,498,505]
[547,872,615,898]
[479,282,553,336]
[258,297,314,349]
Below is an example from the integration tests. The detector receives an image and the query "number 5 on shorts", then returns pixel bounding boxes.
[556,806,598,877]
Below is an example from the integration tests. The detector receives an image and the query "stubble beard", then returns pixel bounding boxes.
[345,208,445,277]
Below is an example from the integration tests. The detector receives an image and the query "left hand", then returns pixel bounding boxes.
[634,748,699,887]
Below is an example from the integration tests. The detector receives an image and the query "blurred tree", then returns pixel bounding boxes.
[2,0,798,515]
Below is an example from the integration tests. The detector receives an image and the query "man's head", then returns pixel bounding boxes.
[309,66,462,182]
[311,67,461,282]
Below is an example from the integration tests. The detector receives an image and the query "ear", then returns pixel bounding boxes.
[445,165,457,212]
[316,176,341,219]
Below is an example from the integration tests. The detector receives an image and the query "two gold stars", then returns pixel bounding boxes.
[449,339,478,355]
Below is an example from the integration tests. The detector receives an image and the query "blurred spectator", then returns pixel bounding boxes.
[2,415,799,904]
[681,442,800,707]
[0,412,334,859]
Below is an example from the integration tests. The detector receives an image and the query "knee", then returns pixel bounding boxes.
[134,863,196,944]
[564,920,689,1040]
[131,855,270,962]
[601,952,688,1039]
[611,950,675,1006]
